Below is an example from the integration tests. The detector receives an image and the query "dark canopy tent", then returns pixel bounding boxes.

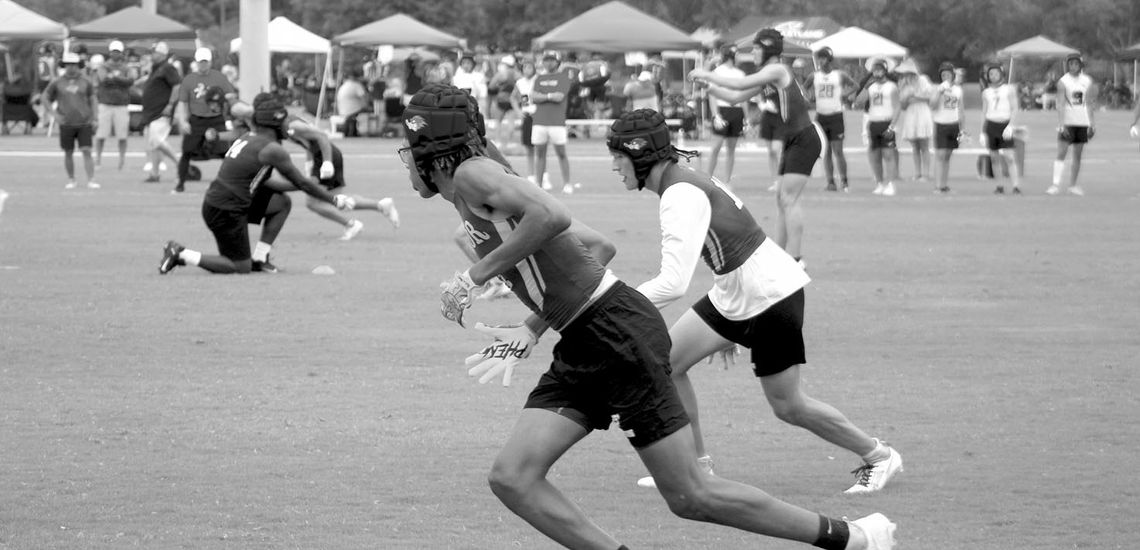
[532,1,700,53]
[333,13,464,48]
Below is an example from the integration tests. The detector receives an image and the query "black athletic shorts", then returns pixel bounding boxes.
[759,111,784,141]
[779,124,822,176]
[712,106,745,138]
[693,288,807,377]
[202,202,251,262]
[868,120,896,149]
[934,122,960,150]
[58,124,93,151]
[520,114,533,147]
[983,119,1013,150]
[816,112,845,142]
[1060,125,1090,144]
[525,282,690,449]
[311,146,346,191]
[182,115,228,154]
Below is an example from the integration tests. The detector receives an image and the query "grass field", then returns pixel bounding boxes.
[1,109,1138,549]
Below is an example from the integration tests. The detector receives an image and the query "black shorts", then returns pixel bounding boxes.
[496,99,513,113]
[182,115,228,154]
[59,125,93,151]
[202,202,251,262]
[520,114,533,147]
[816,112,845,142]
[1060,125,1089,144]
[868,120,896,149]
[693,288,807,377]
[934,123,960,150]
[779,124,822,176]
[311,146,346,191]
[525,282,690,449]
[586,85,608,103]
[759,111,784,141]
[712,106,745,138]
[983,120,1013,150]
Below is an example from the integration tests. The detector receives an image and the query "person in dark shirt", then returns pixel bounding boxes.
[136,42,182,183]
[43,52,99,189]
[93,40,137,170]
[158,94,355,275]
[173,47,236,193]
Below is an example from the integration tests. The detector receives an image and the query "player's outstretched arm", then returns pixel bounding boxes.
[259,143,337,204]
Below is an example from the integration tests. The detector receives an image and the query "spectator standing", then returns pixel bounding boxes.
[174,48,236,194]
[532,51,574,194]
[137,41,182,183]
[895,59,934,184]
[624,70,659,111]
[706,46,747,187]
[43,52,99,189]
[335,69,368,137]
[93,40,137,170]
[979,64,1021,194]
[806,47,857,191]
[1049,53,1097,196]
[930,62,965,193]
[579,52,611,123]
[487,56,519,147]
[511,59,539,183]
[856,57,900,196]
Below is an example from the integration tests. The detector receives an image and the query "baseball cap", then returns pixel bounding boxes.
[60,52,81,65]
[109,40,124,53]
[153,42,170,55]
[194,47,213,63]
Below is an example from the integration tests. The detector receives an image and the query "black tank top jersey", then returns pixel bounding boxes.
[658,163,766,275]
[204,131,278,211]
[771,68,813,134]
[453,164,605,331]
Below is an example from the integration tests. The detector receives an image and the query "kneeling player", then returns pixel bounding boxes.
[158,94,354,274]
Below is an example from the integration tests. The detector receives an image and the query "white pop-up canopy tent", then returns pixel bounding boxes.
[0,0,67,40]
[231,16,329,54]
[995,35,1078,81]
[810,26,908,59]
[532,1,700,53]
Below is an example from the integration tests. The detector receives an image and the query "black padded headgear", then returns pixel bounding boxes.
[607,109,674,190]
[1065,53,1084,69]
[403,84,484,192]
[939,62,956,78]
[753,28,784,65]
[252,92,287,139]
[816,46,834,63]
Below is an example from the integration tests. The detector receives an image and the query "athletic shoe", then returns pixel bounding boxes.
[1045,185,1061,195]
[158,240,184,274]
[826,182,838,192]
[637,455,714,489]
[541,174,553,191]
[65,181,78,190]
[1011,187,1022,195]
[994,186,1005,194]
[172,183,185,193]
[872,183,884,195]
[143,175,161,183]
[882,182,896,196]
[143,161,154,172]
[939,186,951,193]
[844,445,903,494]
[378,197,400,228]
[841,183,850,193]
[479,277,513,300]
[339,219,364,241]
[86,181,101,189]
[526,175,537,186]
[850,513,897,550]
[159,162,168,172]
[1068,185,1085,196]
[0,189,10,216]
[251,258,279,273]
[562,183,575,195]
[767,182,779,192]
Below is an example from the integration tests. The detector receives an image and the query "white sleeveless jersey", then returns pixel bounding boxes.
[867,80,897,121]
[932,84,963,124]
[983,84,1013,122]
[813,71,844,115]
[1059,73,1092,127]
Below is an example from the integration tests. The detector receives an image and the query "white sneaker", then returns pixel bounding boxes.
[872,183,885,195]
[850,513,897,550]
[562,183,575,195]
[1046,184,1061,195]
[0,190,9,216]
[339,219,364,241]
[637,455,714,489]
[143,161,154,172]
[882,182,896,196]
[1068,185,1085,196]
[86,181,101,189]
[541,173,553,191]
[159,162,168,172]
[767,182,779,192]
[378,197,400,228]
[478,278,513,300]
[65,181,78,190]
[844,445,903,494]
[526,175,537,186]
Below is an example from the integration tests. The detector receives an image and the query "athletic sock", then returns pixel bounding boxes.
[861,438,890,464]
[813,515,850,550]
[181,249,202,267]
[1052,160,1064,185]
[252,242,272,262]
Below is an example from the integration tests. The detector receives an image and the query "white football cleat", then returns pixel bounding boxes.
[882,182,896,196]
[850,513,897,550]
[1046,184,1061,195]
[65,181,77,189]
[872,182,885,195]
[845,445,903,494]
[637,456,714,489]
[378,197,400,228]
[86,181,101,189]
[562,183,575,195]
[541,173,553,191]
[339,219,364,241]
[1068,185,1085,196]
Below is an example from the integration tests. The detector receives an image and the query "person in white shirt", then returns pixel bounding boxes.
[805,47,857,191]
[855,58,901,196]
[705,46,748,186]
[980,64,1021,194]
[930,62,965,193]
[606,109,904,502]
[510,60,539,184]
[451,54,488,110]
[1049,53,1097,196]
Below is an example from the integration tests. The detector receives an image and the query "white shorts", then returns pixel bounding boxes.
[96,105,130,138]
[531,125,568,146]
[146,118,171,148]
